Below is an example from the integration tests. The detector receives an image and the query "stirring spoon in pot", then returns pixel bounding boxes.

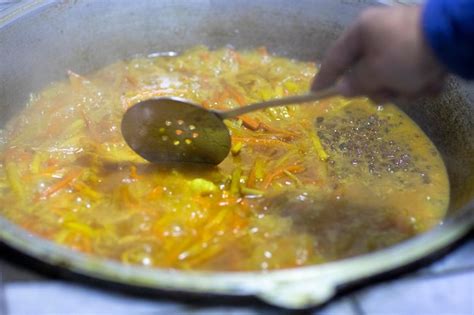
[121,86,339,165]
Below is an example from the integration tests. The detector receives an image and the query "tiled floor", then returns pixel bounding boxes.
[0,234,472,315]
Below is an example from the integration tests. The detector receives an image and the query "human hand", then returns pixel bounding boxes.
[311,5,446,102]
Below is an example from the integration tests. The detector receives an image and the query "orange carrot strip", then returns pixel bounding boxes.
[231,213,249,231]
[262,164,305,189]
[65,232,92,253]
[125,74,139,87]
[229,49,244,65]
[258,121,298,138]
[148,185,163,200]
[130,165,139,180]
[247,163,257,188]
[199,52,210,61]
[202,100,211,108]
[10,149,33,162]
[68,70,86,91]
[257,46,269,56]
[216,90,230,104]
[224,85,246,106]
[39,169,82,200]
[239,115,260,130]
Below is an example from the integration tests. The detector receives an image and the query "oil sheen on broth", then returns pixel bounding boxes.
[0,46,449,271]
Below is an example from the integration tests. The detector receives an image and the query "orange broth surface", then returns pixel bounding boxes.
[0,46,449,271]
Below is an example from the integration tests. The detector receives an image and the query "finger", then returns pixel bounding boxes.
[368,90,398,104]
[311,21,363,92]
[336,58,380,97]
[397,79,445,100]
[420,79,444,97]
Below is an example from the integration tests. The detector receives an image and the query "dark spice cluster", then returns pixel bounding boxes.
[316,108,431,184]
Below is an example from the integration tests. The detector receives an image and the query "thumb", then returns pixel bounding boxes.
[311,21,363,92]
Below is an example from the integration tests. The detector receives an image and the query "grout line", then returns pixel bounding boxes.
[349,295,365,315]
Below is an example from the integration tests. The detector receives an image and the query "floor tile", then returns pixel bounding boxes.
[4,281,361,315]
[5,282,270,315]
[355,271,474,315]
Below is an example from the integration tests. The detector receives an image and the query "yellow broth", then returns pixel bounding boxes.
[0,46,449,271]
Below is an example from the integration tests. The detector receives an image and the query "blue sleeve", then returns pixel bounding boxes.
[422,0,474,80]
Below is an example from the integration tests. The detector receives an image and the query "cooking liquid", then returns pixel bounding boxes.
[0,46,449,270]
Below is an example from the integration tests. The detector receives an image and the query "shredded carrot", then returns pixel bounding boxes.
[216,90,230,104]
[161,238,194,267]
[230,213,248,231]
[46,158,59,167]
[224,84,246,106]
[80,109,94,129]
[258,121,298,138]
[247,162,257,188]
[199,52,210,61]
[115,185,138,205]
[11,149,33,162]
[38,169,82,200]
[262,164,305,189]
[41,165,61,175]
[228,49,244,65]
[247,158,264,188]
[148,185,163,200]
[239,115,260,130]
[65,232,92,253]
[68,70,86,91]
[202,100,211,108]
[74,182,101,200]
[125,74,139,87]
[183,244,225,268]
[257,46,269,56]
[130,165,139,180]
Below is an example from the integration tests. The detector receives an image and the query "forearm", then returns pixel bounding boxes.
[422,0,474,79]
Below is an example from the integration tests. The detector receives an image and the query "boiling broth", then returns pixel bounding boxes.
[0,46,449,270]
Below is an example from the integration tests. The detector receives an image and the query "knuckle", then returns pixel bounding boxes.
[358,9,377,27]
